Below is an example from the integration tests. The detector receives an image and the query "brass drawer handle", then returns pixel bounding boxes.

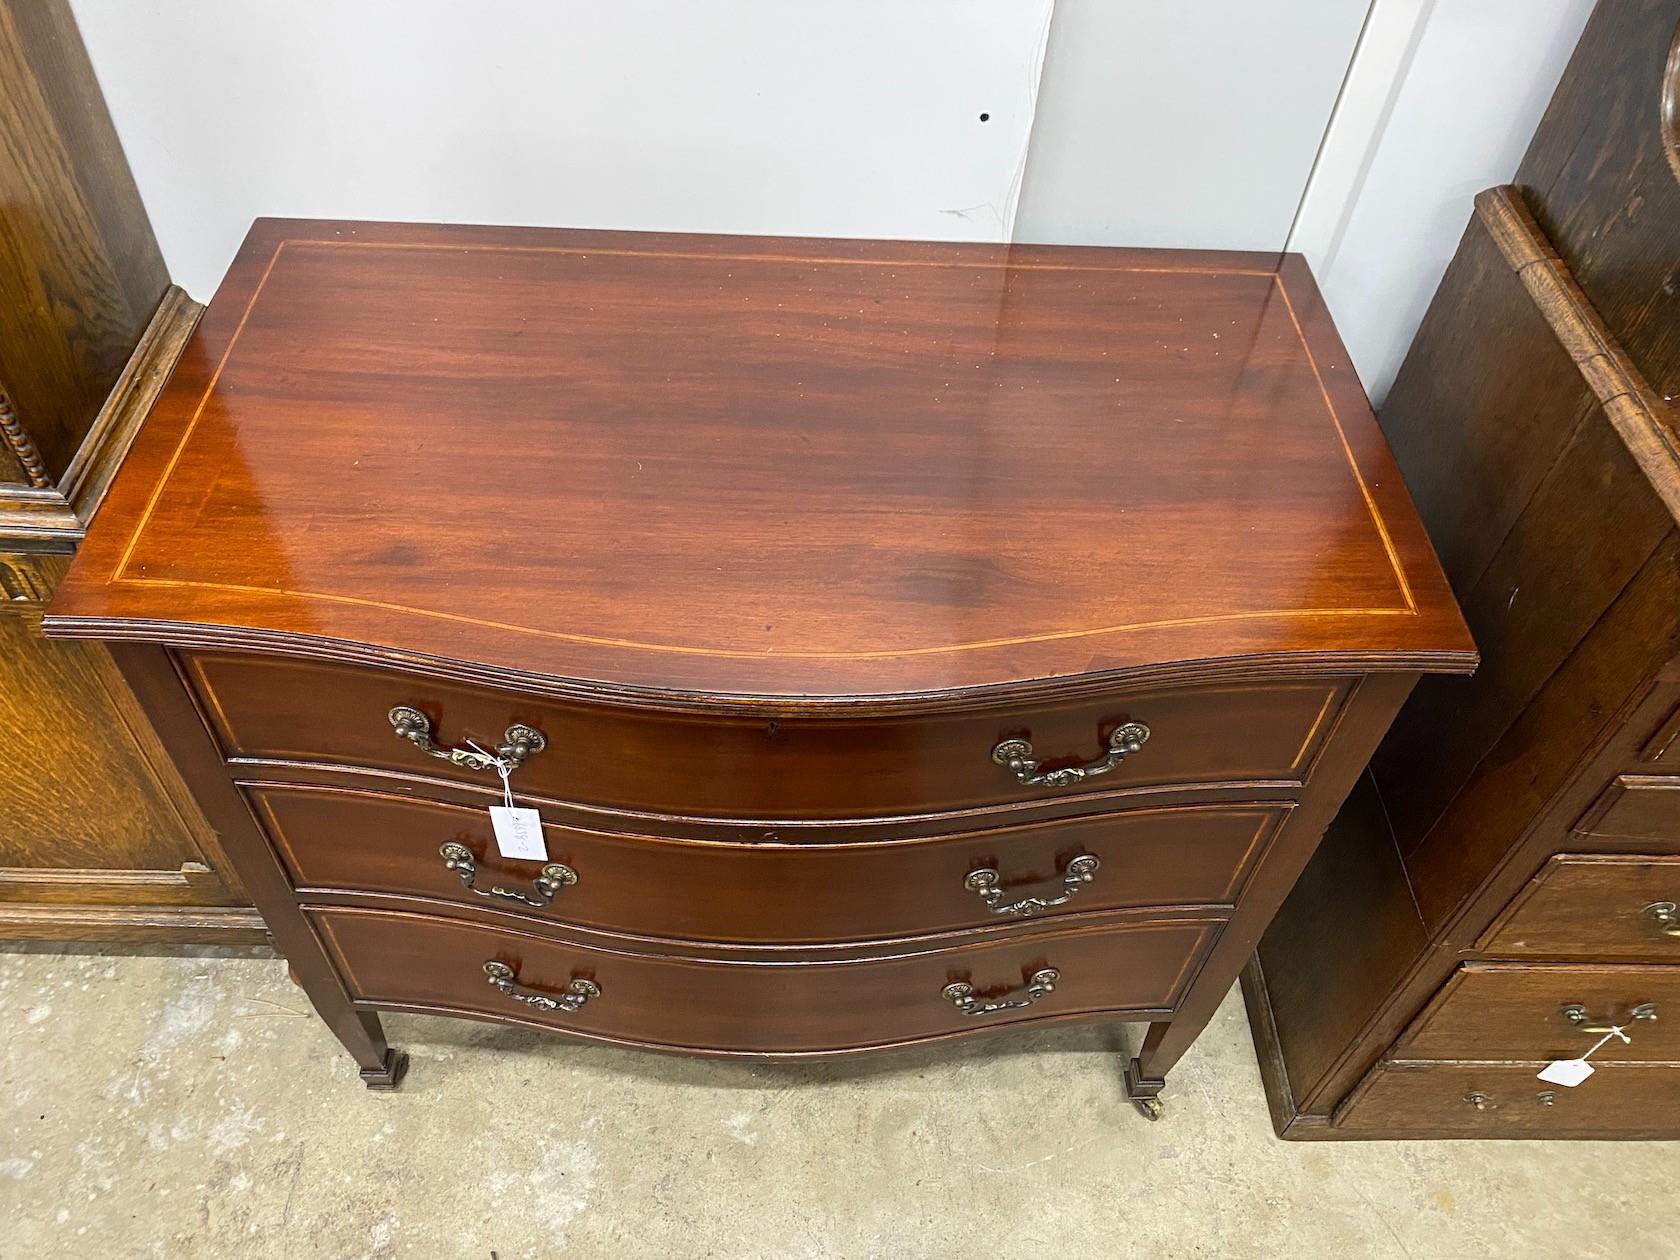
[1645,901,1680,937]
[943,967,1059,1017]
[1560,1001,1657,1034]
[389,706,547,773]
[483,961,599,1013]
[992,723,1149,789]
[1463,1090,1493,1112]
[965,855,1100,917]
[440,843,576,908]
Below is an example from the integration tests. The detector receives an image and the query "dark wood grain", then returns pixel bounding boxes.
[1245,12,1680,1140]
[312,904,1217,1056]
[1479,854,1680,960]
[1516,0,1680,406]
[1333,1061,1680,1138]
[107,643,400,1082]
[0,0,167,484]
[1132,670,1418,1089]
[1575,776,1680,842]
[1395,961,1680,1062]
[1251,773,1430,1114]
[46,220,1472,699]
[249,779,1286,945]
[46,223,1468,1092]
[189,651,1346,822]
[1401,537,1680,933]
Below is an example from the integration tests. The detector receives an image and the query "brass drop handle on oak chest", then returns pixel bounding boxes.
[965,855,1100,916]
[388,706,547,772]
[440,843,576,909]
[483,961,599,1014]
[943,968,1060,1017]
[991,722,1150,789]
[1645,902,1680,937]
[1559,1001,1658,1034]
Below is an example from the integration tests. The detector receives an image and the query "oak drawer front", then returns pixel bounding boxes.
[1576,777,1680,846]
[253,782,1285,944]
[311,907,1218,1054]
[1334,1062,1680,1137]
[1479,855,1680,961]
[1395,963,1680,1064]
[188,652,1347,821]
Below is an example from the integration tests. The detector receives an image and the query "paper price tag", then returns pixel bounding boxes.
[490,806,548,861]
[1537,1058,1595,1088]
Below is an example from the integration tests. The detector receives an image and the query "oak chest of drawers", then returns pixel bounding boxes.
[1243,2,1680,1140]
[46,219,1473,1110]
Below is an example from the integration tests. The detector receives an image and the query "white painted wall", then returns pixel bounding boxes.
[70,0,1054,300]
[1287,0,1596,404]
[1014,0,1374,251]
[75,0,1596,408]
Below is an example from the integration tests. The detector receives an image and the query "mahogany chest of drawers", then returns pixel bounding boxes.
[46,219,1472,1110]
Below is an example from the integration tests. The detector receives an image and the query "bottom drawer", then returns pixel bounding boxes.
[311,906,1217,1055]
[1335,1061,1680,1138]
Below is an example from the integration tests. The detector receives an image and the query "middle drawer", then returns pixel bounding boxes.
[248,780,1286,945]
[1395,962,1680,1064]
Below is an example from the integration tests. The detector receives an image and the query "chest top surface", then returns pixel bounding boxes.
[47,219,1472,701]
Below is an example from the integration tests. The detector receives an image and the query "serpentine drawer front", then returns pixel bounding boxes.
[43,222,1473,1106]
[248,780,1291,944]
[310,907,1219,1055]
[188,652,1348,822]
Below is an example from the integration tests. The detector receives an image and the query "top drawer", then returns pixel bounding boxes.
[183,653,1349,823]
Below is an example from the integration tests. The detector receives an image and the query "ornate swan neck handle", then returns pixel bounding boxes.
[483,961,599,1014]
[942,968,1060,1017]
[992,723,1149,789]
[389,706,547,773]
[965,855,1100,917]
[440,843,575,909]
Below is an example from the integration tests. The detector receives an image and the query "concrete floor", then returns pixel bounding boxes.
[1,946,1673,1259]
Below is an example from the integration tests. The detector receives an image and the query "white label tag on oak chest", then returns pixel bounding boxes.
[489,806,547,861]
[1536,1058,1595,1088]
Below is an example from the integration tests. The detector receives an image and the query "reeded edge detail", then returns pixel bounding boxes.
[39,614,1480,712]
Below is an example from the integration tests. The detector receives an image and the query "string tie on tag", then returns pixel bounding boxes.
[466,740,517,810]
[1581,1025,1630,1061]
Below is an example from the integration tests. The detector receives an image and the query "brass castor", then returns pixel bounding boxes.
[1123,1057,1166,1122]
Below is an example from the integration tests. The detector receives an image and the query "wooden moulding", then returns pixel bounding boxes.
[0,902,268,946]
[1475,186,1680,526]
[0,286,202,555]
